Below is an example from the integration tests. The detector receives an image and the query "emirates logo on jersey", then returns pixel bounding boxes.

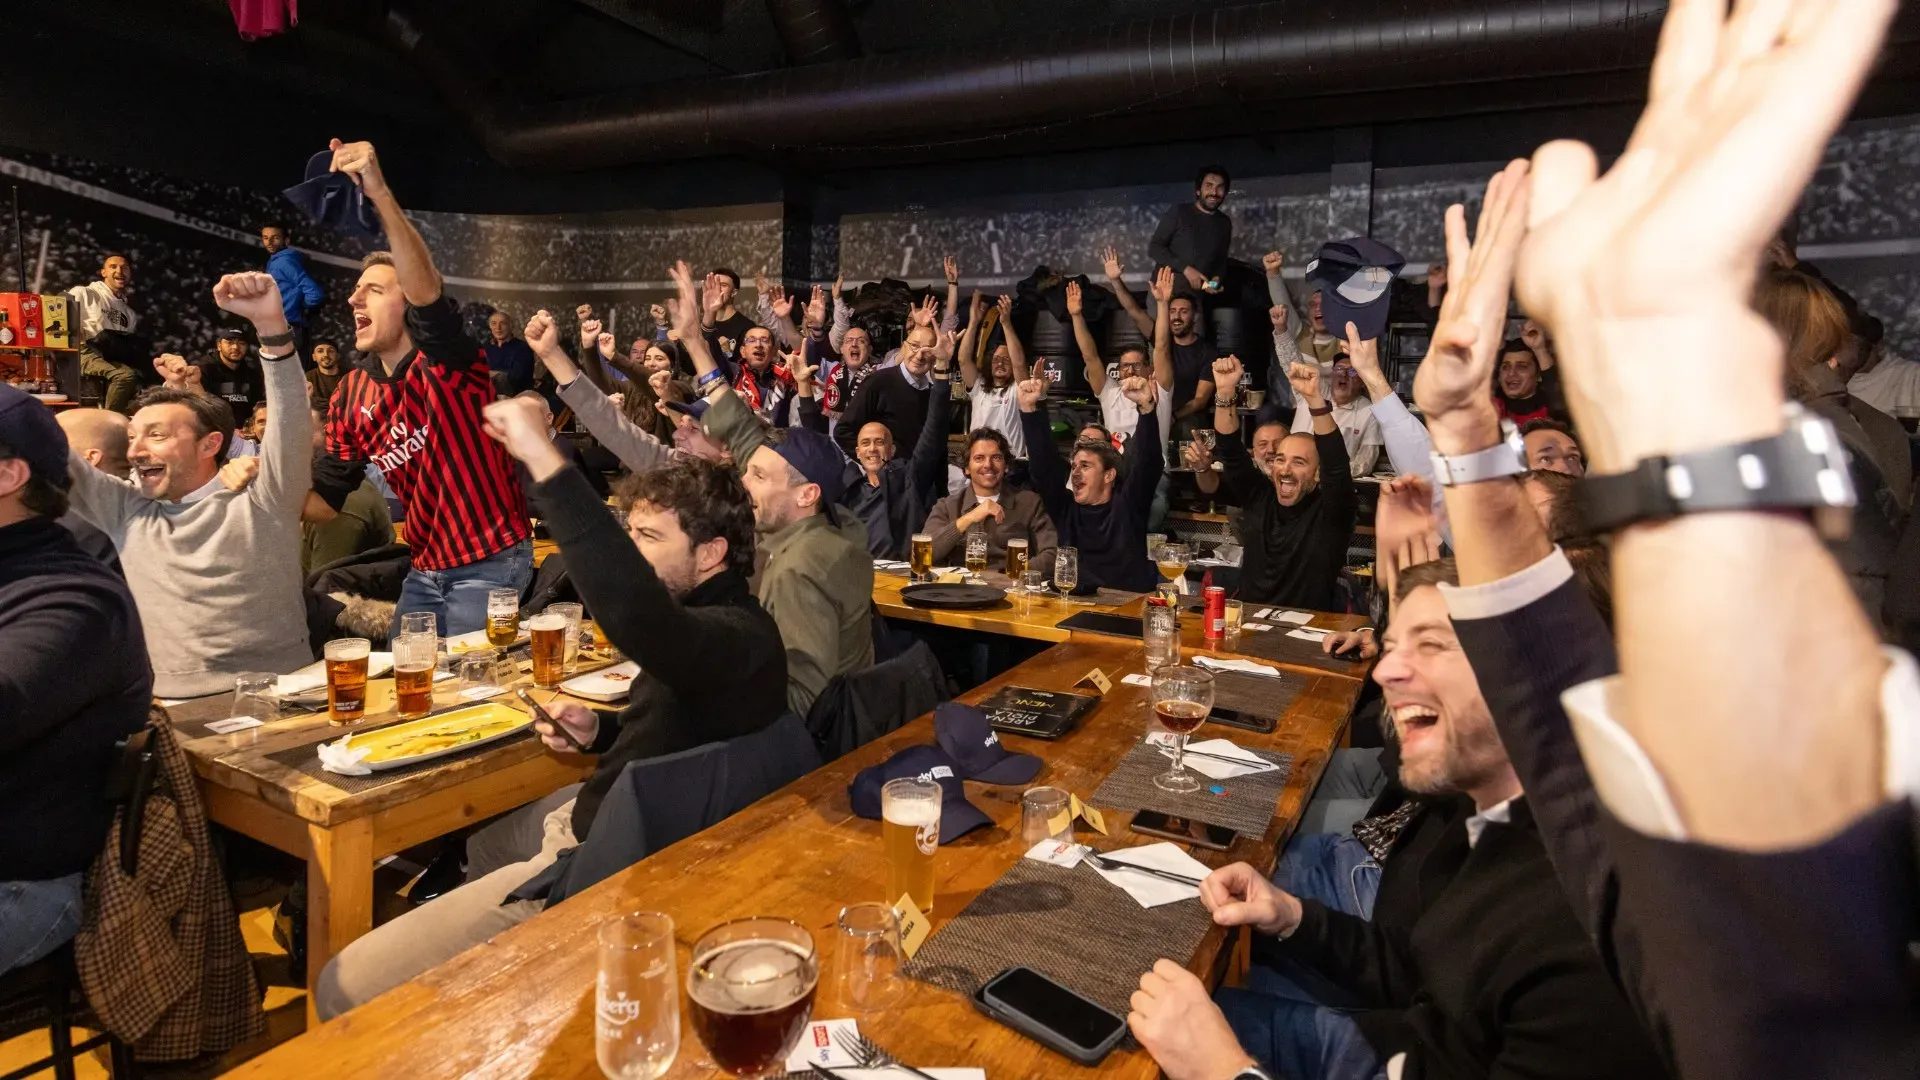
[372,421,431,473]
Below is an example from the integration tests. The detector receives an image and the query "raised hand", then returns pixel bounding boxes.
[1120,374,1157,411]
[1344,322,1382,380]
[768,285,794,321]
[482,396,563,465]
[969,289,987,322]
[648,369,673,396]
[648,302,667,324]
[932,329,958,372]
[805,285,827,328]
[524,310,563,359]
[700,272,727,317]
[607,393,625,410]
[1261,250,1284,277]
[788,351,818,393]
[832,273,843,299]
[1287,361,1323,407]
[211,271,289,331]
[995,295,1014,325]
[1211,353,1244,394]
[579,318,602,348]
[1102,245,1125,281]
[668,262,703,337]
[1375,475,1439,567]
[326,138,389,198]
[1149,265,1175,304]
[152,353,200,390]
[1411,160,1530,454]
[910,294,939,328]
[598,332,616,360]
[217,455,260,493]
[1268,304,1288,335]
[576,304,594,322]
[1016,362,1049,412]
[943,255,959,285]
[1065,281,1083,317]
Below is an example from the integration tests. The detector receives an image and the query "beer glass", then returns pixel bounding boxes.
[687,918,818,1077]
[459,651,503,698]
[964,530,988,578]
[597,912,679,1080]
[1156,542,1190,597]
[1020,786,1073,847]
[1224,599,1245,635]
[486,588,521,646]
[1151,665,1215,794]
[324,637,371,724]
[831,903,905,1013]
[392,631,437,719]
[400,611,437,638]
[1005,537,1030,578]
[231,672,278,724]
[1146,533,1168,561]
[1052,546,1078,596]
[881,777,941,916]
[546,602,584,673]
[528,612,568,689]
[908,533,933,582]
[1143,602,1180,672]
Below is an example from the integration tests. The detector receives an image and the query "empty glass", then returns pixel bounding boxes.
[831,903,906,1013]
[1146,533,1168,561]
[964,530,989,579]
[547,602,585,674]
[596,912,680,1080]
[459,651,504,698]
[1021,787,1073,847]
[1151,666,1215,794]
[231,672,278,723]
[1053,546,1079,596]
[1143,603,1180,672]
[400,611,438,638]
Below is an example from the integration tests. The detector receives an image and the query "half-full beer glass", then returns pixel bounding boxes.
[486,588,521,646]
[324,637,371,724]
[881,777,940,916]
[528,612,568,689]
[687,918,818,1077]
[392,631,437,719]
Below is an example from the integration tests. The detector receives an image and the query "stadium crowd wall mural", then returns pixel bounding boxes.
[2,113,1917,366]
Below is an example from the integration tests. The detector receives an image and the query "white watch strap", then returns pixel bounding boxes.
[1429,430,1527,486]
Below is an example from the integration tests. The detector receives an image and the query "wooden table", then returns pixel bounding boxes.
[178,650,617,1019]
[221,636,1366,1079]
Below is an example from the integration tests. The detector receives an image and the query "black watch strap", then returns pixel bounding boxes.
[256,329,295,348]
[1578,406,1856,538]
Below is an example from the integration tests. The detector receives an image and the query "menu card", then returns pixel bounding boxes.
[975,685,1101,740]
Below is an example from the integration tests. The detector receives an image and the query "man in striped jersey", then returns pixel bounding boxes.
[309,139,532,636]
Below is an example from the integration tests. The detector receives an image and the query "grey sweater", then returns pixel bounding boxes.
[67,351,313,698]
[557,374,674,475]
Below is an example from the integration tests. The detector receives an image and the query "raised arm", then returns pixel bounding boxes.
[1102,245,1155,340]
[942,257,961,334]
[910,333,956,499]
[1117,376,1164,515]
[755,272,804,350]
[1261,250,1304,333]
[328,139,441,304]
[1265,304,1303,408]
[829,274,850,353]
[1068,281,1106,394]
[1149,266,1176,393]
[211,272,311,514]
[1017,365,1069,523]
[529,310,672,475]
[996,295,1030,382]
[1209,355,1262,503]
[957,291,987,391]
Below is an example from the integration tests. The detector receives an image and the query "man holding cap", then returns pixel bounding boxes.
[669,262,874,715]
[197,326,267,415]
[0,384,151,975]
[1276,238,1406,394]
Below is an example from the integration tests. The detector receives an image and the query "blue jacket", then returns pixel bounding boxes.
[266,248,325,325]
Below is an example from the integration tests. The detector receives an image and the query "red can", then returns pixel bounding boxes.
[1203,586,1226,641]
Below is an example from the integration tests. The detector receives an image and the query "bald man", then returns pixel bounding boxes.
[55,409,130,569]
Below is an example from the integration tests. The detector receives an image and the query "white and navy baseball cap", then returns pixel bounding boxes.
[934,702,1043,785]
[847,745,993,843]
[1304,238,1406,342]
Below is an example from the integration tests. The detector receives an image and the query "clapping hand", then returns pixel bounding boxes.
[211,272,289,332]
[1413,161,1530,455]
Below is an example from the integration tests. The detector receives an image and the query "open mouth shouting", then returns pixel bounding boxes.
[1390,700,1441,747]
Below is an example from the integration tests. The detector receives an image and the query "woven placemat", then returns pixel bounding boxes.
[1226,627,1364,674]
[265,718,538,795]
[1089,738,1293,837]
[162,694,320,740]
[904,856,1214,1019]
[1207,667,1309,717]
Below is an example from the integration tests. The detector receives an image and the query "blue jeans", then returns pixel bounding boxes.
[0,874,84,975]
[1216,991,1387,1080]
[393,539,533,638]
[1276,832,1381,920]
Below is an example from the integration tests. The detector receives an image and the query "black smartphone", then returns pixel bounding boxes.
[1206,703,1275,734]
[514,688,586,753]
[977,966,1128,1065]
[1130,809,1236,851]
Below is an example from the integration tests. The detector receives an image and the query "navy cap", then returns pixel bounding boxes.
[281,150,385,242]
[848,745,992,844]
[0,384,72,492]
[216,327,249,342]
[1305,237,1406,342]
[934,702,1042,785]
[665,398,711,420]
[771,426,848,504]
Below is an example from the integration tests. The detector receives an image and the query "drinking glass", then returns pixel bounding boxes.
[1020,787,1073,847]
[596,912,679,1080]
[486,588,521,646]
[1146,533,1168,562]
[687,918,818,1078]
[528,612,569,689]
[231,673,278,723]
[392,631,438,719]
[1156,543,1190,597]
[831,903,905,1013]
[909,533,934,582]
[1151,665,1215,794]
[964,530,989,579]
[1052,546,1079,596]
[323,637,371,725]
[881,777,941,916]
[1196,429,1218,452]
[1224,599,1245,635]
[1143,603,1180,672]
[459,651,503,698]
[1021,569,1045,594]
[547,602,585,674]
[400,611,437,638]
[1004,537,1030,578]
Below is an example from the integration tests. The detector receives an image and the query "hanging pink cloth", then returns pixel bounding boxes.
[229,0,298,41]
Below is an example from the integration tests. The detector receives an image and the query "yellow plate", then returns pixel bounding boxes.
[341,702,532,770]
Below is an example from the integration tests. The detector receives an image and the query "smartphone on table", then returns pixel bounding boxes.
[1205,703,1275,734]
[1129,809,1235,851]
[974,966,1129,1065]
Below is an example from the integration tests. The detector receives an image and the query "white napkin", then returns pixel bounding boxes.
[1145,733,1279,779]
[874,560,911,571]
[1086,841,1211,907]
[1194,655,1283,678]
[1270,610,1314,626]
[1287,628,1329,643]
[316,734,373,776]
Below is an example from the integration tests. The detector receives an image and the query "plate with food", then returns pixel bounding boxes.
[332,702,533,770]
[447,628,530,653]
[560,660,639,702]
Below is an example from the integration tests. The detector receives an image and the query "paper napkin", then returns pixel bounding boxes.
[317,734,373,776]
[1087,842,1211,907]
[1145,733,1279,779]
[1193,655,1283,678]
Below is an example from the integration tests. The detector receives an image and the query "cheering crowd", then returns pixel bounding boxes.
[5,0,1918,1075]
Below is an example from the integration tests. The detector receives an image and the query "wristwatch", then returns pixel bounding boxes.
[1233,1068,1275,1080]
[1429,426,1527,486]
[1578,404,1856,539]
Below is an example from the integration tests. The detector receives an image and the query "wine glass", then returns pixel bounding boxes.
[687,918,818,1078]
[1052,546,1079,597]
[1156,542,1190,599]
[1151,665,1214,793]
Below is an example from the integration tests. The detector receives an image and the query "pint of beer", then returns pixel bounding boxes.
[486,587,521,647]
[528,612,568,689]
[1005,537,1030,578]
[964,531,989,576]
[392,631,437,719]
[881,777,941,916]
[324,637,371,724]
[909,533,933,582]
[686,919,818,1076]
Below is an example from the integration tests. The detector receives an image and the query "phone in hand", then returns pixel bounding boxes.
[1129,809,1236,851]
[1205,703,1275,734]
[514,688,586,753]
[975,966,1128,1065]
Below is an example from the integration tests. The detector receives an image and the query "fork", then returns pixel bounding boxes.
[845,1031,942,1080]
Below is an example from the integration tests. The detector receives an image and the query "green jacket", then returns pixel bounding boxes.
[706,390,875,714]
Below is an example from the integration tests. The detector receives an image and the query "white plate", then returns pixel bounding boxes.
[446,629,530,653]
[278,653,395,699]
[337,703,533,771]
[560,661,640,702]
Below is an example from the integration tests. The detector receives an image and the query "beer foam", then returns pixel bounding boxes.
[689,939,814,1013]
[882,800,942,827]
[526,613,567,631]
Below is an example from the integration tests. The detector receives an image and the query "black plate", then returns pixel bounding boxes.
[899,582,1009,610]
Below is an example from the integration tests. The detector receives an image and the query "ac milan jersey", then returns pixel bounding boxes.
[324,298,529,572]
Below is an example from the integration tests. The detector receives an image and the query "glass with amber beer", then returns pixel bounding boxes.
[486,587,522,646]
[1005,537,1029,578]
[528,612,568,689]
[881,777,940,916]
[908,533,933,582]
[392,631,437,718]
[324,637,371,724]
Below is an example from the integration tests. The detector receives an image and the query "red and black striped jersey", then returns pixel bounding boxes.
[321,297,529,572]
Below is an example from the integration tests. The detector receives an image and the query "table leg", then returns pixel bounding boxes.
[305,817,374,1025]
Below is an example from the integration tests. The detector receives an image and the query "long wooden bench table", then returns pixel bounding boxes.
[221,635,1365,1078]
